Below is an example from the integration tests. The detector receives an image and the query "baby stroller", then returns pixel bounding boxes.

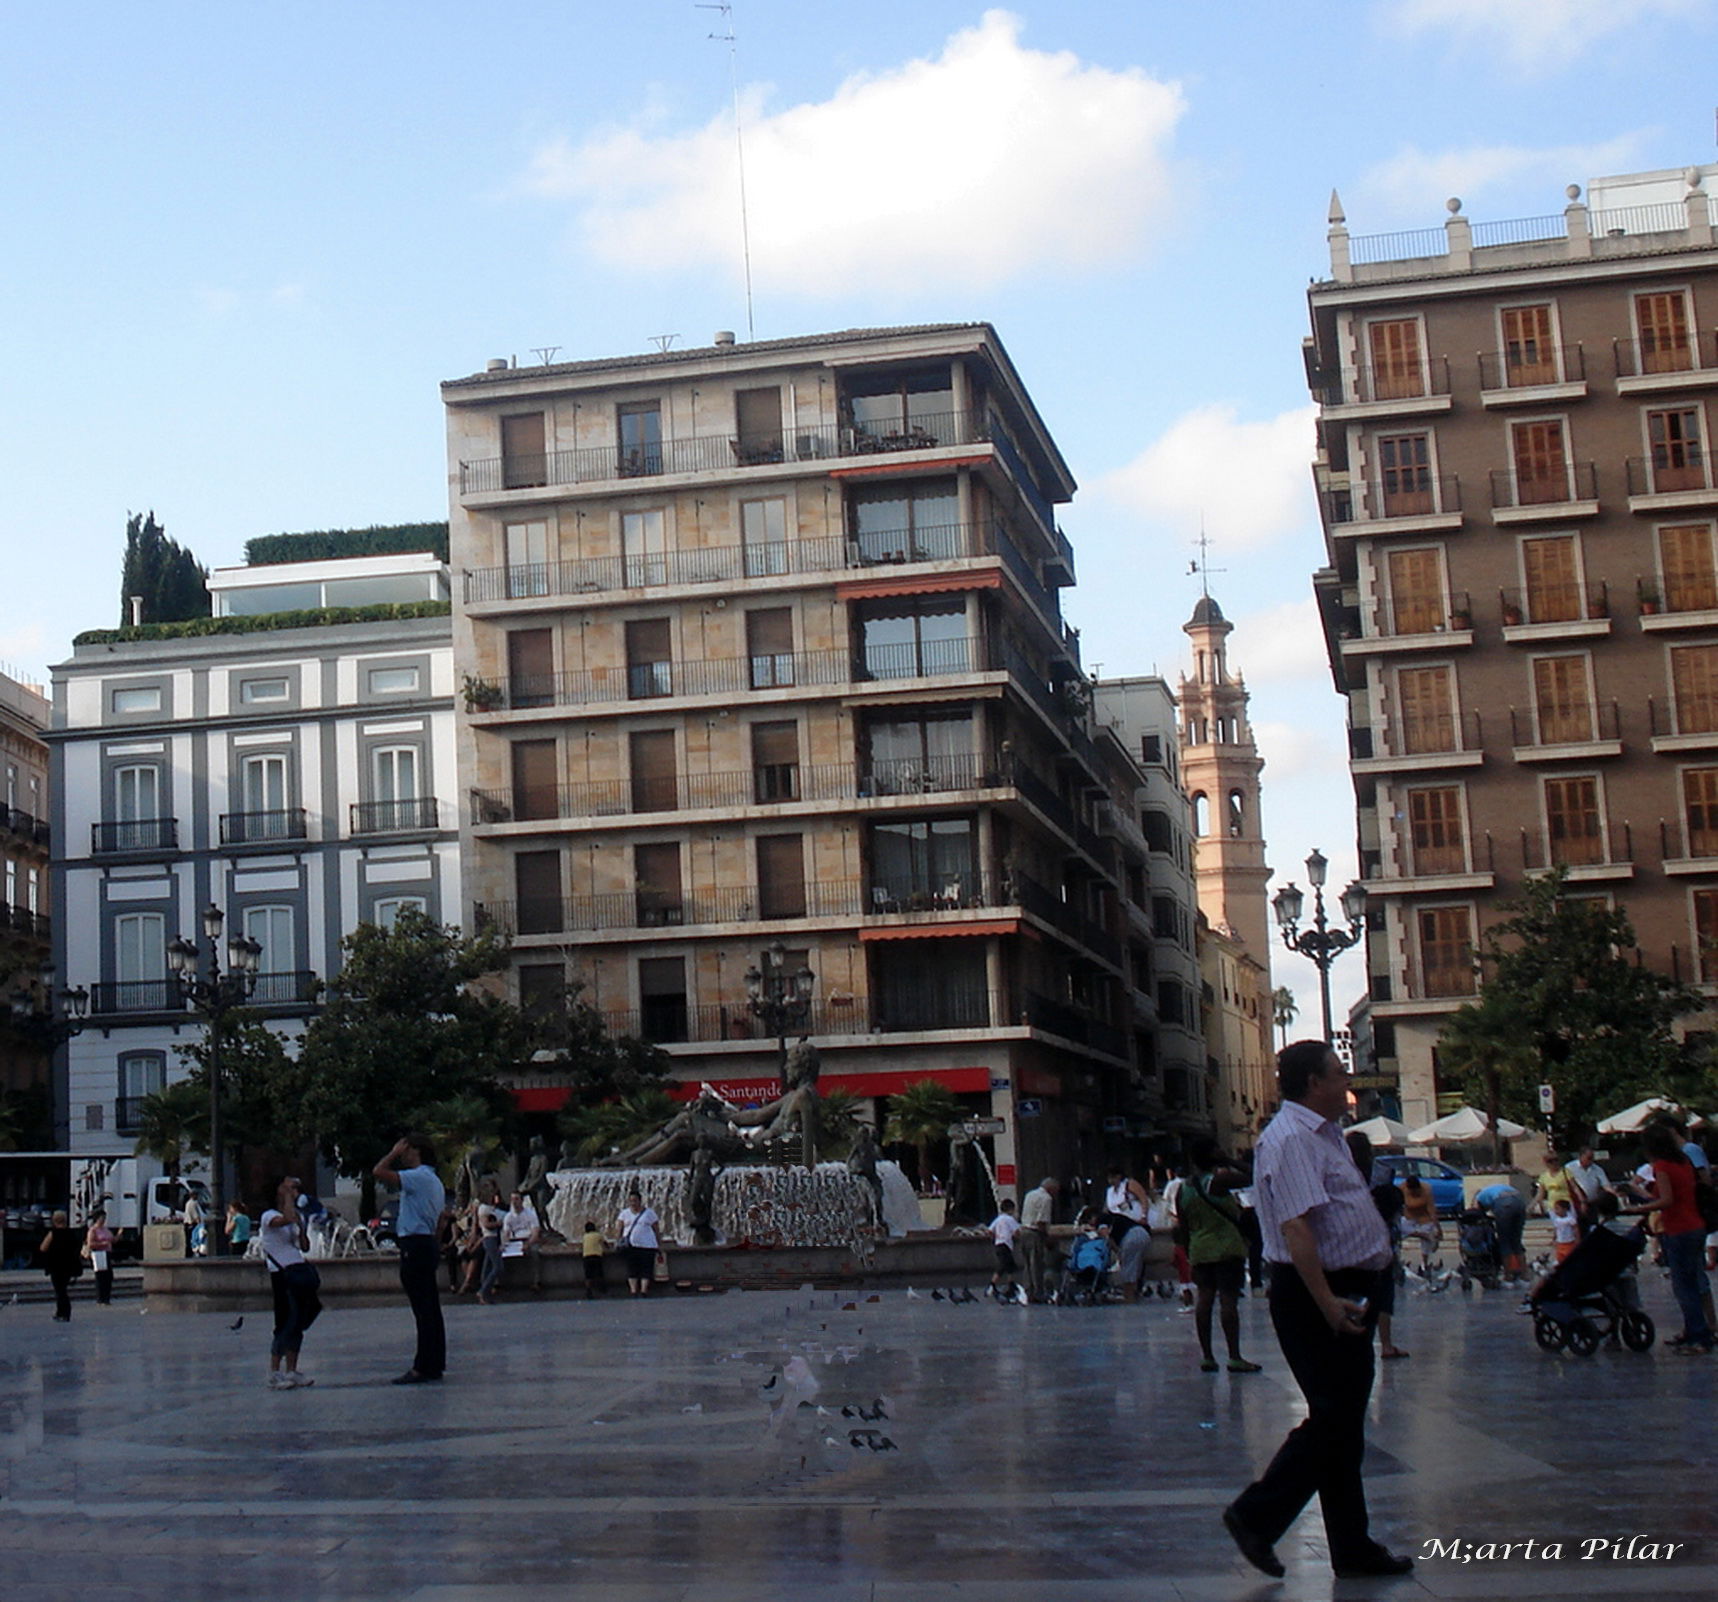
[1456,1208,1501,1291]
[1530,1224,1654,1356]
[1053,1232,1115,1306]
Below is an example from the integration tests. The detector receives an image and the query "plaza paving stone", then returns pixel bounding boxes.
[1,1266,1714,1601]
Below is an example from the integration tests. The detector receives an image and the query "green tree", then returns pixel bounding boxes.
[529,982,671,1104]
[1271,986,1298,1049]
[1437,870,1707,1145]
[884,1079,963,1192]
[133,1079,210,1174]
[559,1088,678,1162]
[0,1082,53,1151]
[118,510,209,625]
[813,1088,863,1159]
[283,909,530,1212]
[170,1014,302,1195]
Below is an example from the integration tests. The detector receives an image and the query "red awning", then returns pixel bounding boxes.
[858,918,1019,942]
[838,569,1000,602]
[828,454,990,480]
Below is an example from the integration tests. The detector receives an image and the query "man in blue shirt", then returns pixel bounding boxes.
[374,1134,447,1384]
[1475,1181,1528,1284]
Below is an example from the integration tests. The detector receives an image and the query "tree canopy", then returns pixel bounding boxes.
[1436,871,1711,1145]
[118,511,209,625]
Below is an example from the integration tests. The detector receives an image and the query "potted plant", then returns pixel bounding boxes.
[462,673,505,712]
[1449,603,1472,630]
[1501,600,1523,627]
[1639,585,1661,616]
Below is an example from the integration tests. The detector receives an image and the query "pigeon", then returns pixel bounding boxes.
[906,1287,923,1301]
[857,1399,889,1422]
[841,1302,857,1312]
[931,1289,945,1302]
[229,1317,244,1331]
[681,1403,703,1414]
[958,1287,979,1305]
[867,1435,898,1452]
[759,1374,780,1394]
[866,1294,881,1304]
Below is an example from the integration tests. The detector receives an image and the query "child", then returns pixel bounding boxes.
[988,1198,1021,1301]
[1551,1197,1580,1262]
[581,1218,607,1299]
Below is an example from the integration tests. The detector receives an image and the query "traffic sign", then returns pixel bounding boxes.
[950,1116,1007,1137]
[1539,1083,1556,1114]
[1018,1098,1042,1118]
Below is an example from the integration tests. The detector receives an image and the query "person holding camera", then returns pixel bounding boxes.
[259,1177,321,1390]
[374,1134,447,1384]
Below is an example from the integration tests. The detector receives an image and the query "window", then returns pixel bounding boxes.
[373,896,427,930]
[1396,664,1456,753]
[1531,655,1594,745]
[746,608,795,688]
[872,940,987,1030]
[111,685,162,715]
[734,387,784,463]
[634,842,683,926]
[518,964,567,1039]
[751,720,800,802]
[629,729,678,812]
[241,751,289,815]
[1418,906,1475,996]
[510,739,558,822]
[115,764,161,827]
[849,478,961,563]
[367,665,420,695]
[617,401,662,477]
[373,746,419,804]
[1367,318,1424,400]
[869,817,974,908]
[1522,534,1583,624]
[507,628,555,708]
[625,619,673,699]
[1142,811,1174,853]
[1406,786,1465,875]
[501,412,547,489]
[638,956,688,1042]
[1685,767,1718,857]
[504,520,550,598]
[117,1053,166,1134]
[1544,775,1603,866]
[857,597,970,679]
[1377,432,1432,516]
[239,677,290,704]
[243,904,296,976]
[741,499,789,577]
[1694,890,1718,983]
[757,834,807,919]
[861,709,973,793]
[1501,304,1557,386]
[1648,406,1707,492]
[1672,644,1718,734]
[514,851,562,935]
[1661,523,1718,613]
[1637,292,1693,374]
[622,509,667,587]
[115,911,166,1010]
[1510,418,1571,505]
[844,368,955,443]
[1386,547,1445,635]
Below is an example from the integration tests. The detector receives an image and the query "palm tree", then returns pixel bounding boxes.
[884,1080,962,1193]
[561,1088,678,1162]
[813,1089,863,1159]
[1272,987,1298,1049]
[132,1080,209,1175]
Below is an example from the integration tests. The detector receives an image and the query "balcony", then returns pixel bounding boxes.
[458,409,993,497]
[1,807,49,851]
[350,797,441,835]
[0,903,50,943]
[1640,577,1718,632]
[1660,817,1718,875]
[1320,475,1463,536]
[1338,591,1473,656]
[219,808,309,846]
[1317,357,1452,418]
[1626,454,1718,512]
[1508,699,1623,761]
[92,817,179,855]
[90,980,185,1016]
[1488,462,1599,523]
[1477,344,1588,406]
[247,970,321,1006]
[1498,581,1609,641]
[115,1096,151,1136]
[1649,696,1718,753]
[1614,332,1718,393]
[587,988,1010,1047]
[1519,820,1634,880]
[1351,709,1486,772]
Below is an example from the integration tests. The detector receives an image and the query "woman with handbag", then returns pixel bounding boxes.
[616,1189,661,1297]
[39,1210,84,1322]
[260,1177,322,1389]
[83,1208,117,1305]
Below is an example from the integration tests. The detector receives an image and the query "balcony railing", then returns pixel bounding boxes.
[1362,708,1485,760]
[1649,696,1718,740]
[220,808,309,846]
[2,808,49,849]
[1321,475,1462,526]
[92,817,179,855]
[351,797,441,834]
[1508,699,1621,748]
[248,970,321,1005]
[1365,591,1472,638]
[1520,820,1632,872]
[1323,356,1452,406]
[1477,344,1586,390]
[1661,816,1718,862]
[459,409,993,495]
[0,903,50,942]
[1627,454,1713,497]
[90,980,185,1016]
[1489,461,1598,510]
[115,1096,151,1135]
[1613,331,1718,379]
[1498,581,1607,627]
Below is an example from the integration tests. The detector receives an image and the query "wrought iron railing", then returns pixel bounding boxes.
[219,808,309,845]
[92,817,179,854]
[350,797,441,834]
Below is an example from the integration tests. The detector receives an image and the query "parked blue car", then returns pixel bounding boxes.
[1372,1154,1466,1217]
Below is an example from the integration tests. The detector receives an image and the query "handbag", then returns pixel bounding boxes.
[653,1249,670,1281]
[280,1261,321,1291]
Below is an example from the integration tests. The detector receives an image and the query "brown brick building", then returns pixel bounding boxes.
[1308,166,1718,1130]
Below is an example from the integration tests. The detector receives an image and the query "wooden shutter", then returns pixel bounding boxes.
[751,720,800,802]
[1511,419,1569,505]
[1407,786,1465,875]
[1501,305,1556,386]
[1397,665,1454,753]
[1637,292,1692,374]
[1367,320,1424,400]
[638,956,688,1042]
[747,608,795,688]
[1533,655,1593,744]
[1418,906,1475,996]
[735,387,784,460]
[514,850,562,935]
[1522,535,1581,623]
[1673,645,1718,733]
[1649,408,1705,491]
[1377,433,1432,516]
[1661,524,1718,613]
[1544,775,1602,865]
[629,730,678,813]
[757,833,807,919]
[625,618,672,699]
[507,628,554,708]
[510,740,558,822]
[501,413,547,489]
[1684,768,1718,858]
[1694,890,1718,982]
[634,842,683,926]
[1386,547,1444,635]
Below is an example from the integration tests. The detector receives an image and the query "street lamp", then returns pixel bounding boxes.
[8,962,91,1047]
[745,940,815,1075]
[167,904,262,1257]
[1272,848,1366,1044]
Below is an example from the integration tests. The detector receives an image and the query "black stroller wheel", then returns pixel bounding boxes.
[1533,1313,1567,1351]
[1565,1319,1601,1356]
[1619,1310,1655,1352]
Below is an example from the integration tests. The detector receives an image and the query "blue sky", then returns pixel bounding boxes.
[6,0,1718,1031]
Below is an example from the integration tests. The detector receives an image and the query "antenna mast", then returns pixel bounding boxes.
[700,3,756,341]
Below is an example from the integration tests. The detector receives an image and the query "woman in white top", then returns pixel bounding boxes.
[617,1189,661,1297]
[259,1177,321,1390]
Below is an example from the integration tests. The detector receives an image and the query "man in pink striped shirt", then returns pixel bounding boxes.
[1222,1041,1413,1581]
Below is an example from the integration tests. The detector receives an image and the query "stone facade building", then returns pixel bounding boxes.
[1,667,53,1118]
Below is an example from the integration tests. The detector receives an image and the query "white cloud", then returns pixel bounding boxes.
[519,10,1186,296]
[1383,0,1698,69]
[1357,133,1650,217]
[1253,718,1345,784]
[1232,600,1331,684]
[1095,404,1317,550]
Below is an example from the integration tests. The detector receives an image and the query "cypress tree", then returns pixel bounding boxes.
[118,512,210,625]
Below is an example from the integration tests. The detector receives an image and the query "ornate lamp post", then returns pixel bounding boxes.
[167,905,262,1257]
[8,964,91,1047]
[745,941,815,1079]
[1271,848,1366,1044]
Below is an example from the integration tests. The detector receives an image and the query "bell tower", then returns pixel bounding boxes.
[1178,594,1272,972]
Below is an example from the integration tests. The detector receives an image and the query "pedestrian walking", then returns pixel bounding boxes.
[1179,1142,1261,1373]
[225,1200,252,1254]
[259,1176,321,1389]
[1222,1041,1412,1581]
[38,1211,84,1322]
[988,1198,1021,1301]
[1625,1120,1713,1353]
[374,1133,447,1384]
[1346,1131,1407,1360]
[617,1189,660,1297]
[475,1181,504,1305]
[1018,1176,1058,1301]
[83,1208,116,1306]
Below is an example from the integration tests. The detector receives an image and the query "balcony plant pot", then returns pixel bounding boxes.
[1501,604,1522,627]
[1641,597,1661,615]
[1449,609,1471,630]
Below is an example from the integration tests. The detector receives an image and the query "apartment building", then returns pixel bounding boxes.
[1,667,52,1108]
[444,323,1198,1189]
[1308,164,1718,1129]
[49,547,456,1157]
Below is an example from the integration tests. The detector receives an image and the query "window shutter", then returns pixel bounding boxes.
[514,851,562,935]
[1387,547,1444,635]
[1673,645,1718,733]
[1637,292,1692,374]
[1501,305,1555,386]
[1532,655,1592,744]
[757,833,807,919]
[1661,524,1718,613]
[629,730,678,813]
[1522,535,1580,623]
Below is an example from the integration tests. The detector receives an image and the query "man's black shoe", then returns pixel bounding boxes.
[1222,1506,1285,1578]
[391,1370,443,1385]
[1332,1548,1414,1578]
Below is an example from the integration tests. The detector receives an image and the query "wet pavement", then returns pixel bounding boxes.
[0,1266,1714,1601]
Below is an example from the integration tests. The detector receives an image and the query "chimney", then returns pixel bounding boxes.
[128,595,143,627]
[713,330,736,348]
[486,358,509,372]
